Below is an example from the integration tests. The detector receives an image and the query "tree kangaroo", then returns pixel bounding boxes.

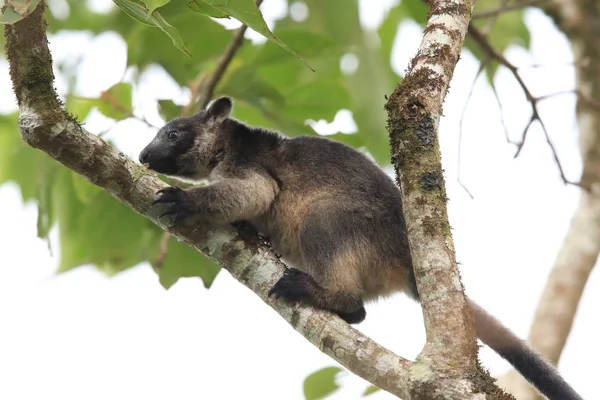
[139,97,583,400]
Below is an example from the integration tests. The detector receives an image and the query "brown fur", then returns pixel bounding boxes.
[139,97,582,400]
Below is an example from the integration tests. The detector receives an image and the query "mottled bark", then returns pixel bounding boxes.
[499,0,600,398]
[385,0,512,398]
[386,0,478,371]
[4,2,509,398]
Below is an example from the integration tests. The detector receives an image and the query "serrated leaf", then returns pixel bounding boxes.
[189,0,312,70]
[97,82,133,120]
[187,0,228,18]
[157,237,221,289]
[114,0,191,56]
[362,385,380,397]
[1,0,41,24]
[303,367,342,400]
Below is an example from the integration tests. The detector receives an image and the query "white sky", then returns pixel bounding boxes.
[0,1,598,399]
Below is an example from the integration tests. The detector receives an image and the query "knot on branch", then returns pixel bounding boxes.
[17,111,43,146]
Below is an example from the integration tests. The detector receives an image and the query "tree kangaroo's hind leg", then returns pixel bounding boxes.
[268,208,367,324]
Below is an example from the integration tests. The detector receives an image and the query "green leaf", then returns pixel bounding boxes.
[66,96,98,123]
[157,237,221,289]
[143,0,171,14]
[187,0,229,18]
[189,0,312,70]
[97,82,133,120]
[297,0,395,165]
[35,162,59,241]
[303,367,342,400]
[113,0,191,56]
[362,385,380,397]
[283,82,351,121]
[54,170,160,274]
[218,66,286,106]
[126,5,231,85]
[0,113,51,202]
[253,29,336,65]
[1,0,41,25]
[158,99,182,121]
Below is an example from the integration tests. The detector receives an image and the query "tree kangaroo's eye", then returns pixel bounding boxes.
[167,131,180,140]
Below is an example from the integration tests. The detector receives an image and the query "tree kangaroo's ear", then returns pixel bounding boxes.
[206,97,232,124]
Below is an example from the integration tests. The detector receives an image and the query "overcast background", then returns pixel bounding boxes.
[0,0,597,399]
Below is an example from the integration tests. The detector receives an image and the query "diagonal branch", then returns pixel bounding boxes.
[4,4,416,398]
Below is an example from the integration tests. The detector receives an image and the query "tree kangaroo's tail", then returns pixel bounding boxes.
[468,299,583,400]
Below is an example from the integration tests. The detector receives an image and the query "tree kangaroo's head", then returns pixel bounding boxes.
[139,97,233,181]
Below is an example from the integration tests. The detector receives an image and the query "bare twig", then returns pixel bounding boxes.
[153,231,171,269]
[473,0,543,19]
[490,79,516,145]
[181,0,265,115]
[468,24,581,187]
[457,59,487,200]
[538,89,600,111]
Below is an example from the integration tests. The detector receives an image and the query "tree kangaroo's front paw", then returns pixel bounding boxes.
[152,187,192,227]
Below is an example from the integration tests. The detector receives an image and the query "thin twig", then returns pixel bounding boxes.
[472,0,542,19]
[457,60,488,200]
[153,231,172,269]
[181,0,265,115]
[489,79,516,145]
[468,24,580,187]
[538,89,600,110]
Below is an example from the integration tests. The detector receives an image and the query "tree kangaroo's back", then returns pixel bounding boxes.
[139,97,583,400]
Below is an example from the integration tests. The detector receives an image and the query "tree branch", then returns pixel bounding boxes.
[498,0,600,398]
[467,24,581,188]
[3,3,418,398]
[5,3,513,398]
[472,0,543,19]
[181,0,264,115]
[385,1,509,397]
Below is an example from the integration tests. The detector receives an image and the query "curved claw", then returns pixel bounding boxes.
[152,186,184,206]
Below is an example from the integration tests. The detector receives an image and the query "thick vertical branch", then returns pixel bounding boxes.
[386,0,478,369]
[499,0,600,398]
